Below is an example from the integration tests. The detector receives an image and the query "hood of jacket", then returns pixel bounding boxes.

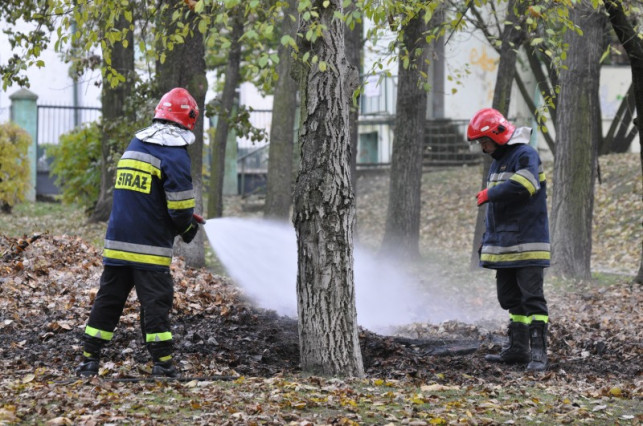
[506,126,532,146]
[135,122,195,146]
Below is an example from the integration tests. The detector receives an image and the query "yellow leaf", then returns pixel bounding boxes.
[421,384,460,392]
[45,418,73,425]
[609,387,623,397]
[0,408,18,422]
[412,396,424,404]
[291,401,306,409]
[22,374,35,383]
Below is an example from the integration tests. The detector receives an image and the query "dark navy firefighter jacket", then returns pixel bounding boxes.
[480,127,550,269]
[103,135,195,271]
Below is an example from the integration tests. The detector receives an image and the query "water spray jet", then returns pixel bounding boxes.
[204,217,496,333]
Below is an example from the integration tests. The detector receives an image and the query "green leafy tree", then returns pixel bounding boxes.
[0,0,53,89]
[49,123,101,213]
[0,123,31,213]
[89,4,136,223]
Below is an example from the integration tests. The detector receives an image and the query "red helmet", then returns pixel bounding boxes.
[154,88,199,130]
[467,108,515,145]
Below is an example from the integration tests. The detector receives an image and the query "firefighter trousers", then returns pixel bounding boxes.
[83,265,174,360]
[495,266,548,317]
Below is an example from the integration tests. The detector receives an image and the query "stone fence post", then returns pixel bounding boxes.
[10,88,38,202]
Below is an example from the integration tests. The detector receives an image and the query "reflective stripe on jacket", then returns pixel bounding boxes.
[103,137,194,271]
[480,129,550,269]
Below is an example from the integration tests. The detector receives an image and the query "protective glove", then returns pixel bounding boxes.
[476,189,489,206]
[193,213,206,224]
[181,216,200,243]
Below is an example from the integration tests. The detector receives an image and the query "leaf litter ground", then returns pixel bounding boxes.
[0,153,640,424]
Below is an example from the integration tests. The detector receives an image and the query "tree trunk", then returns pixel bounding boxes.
[605,0,643,284]
[264,0,298,220]
[470,0,527,270]
[380,12,430,259]
[156,0,208,268]
[208,9,243,219]
[88,12,134,223]
[292,0,363,377]
[600,84,636,154]
[551,4,605,279]
[344,2,363,193]
[524,44,558,132]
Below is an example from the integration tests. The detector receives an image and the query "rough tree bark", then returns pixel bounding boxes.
[292,0,364,377]
[264,0,298,220]
[380,12,430,259]
[605,0,643,284]
[470,0,527,270]
[156,0,208,267]
[88,12,134,223]
[208,8,243,219]
[550,3,606,279]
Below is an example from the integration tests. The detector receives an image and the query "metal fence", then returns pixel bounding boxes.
[37,104,101,146]
[36,104,101,197]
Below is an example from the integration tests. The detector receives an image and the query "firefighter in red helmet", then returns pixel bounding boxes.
[76,88,204,378]
[468,108,550,372]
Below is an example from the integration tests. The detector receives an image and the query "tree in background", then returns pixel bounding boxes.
[0,0,53,89]
[89,6,136,223]
[604,0,643,284]
[344,1,363,192]
[292,0,363,377]
[264,0,299,220]
[380,8,432,259]
[207,7,244,220]
[550,3,606,280]
[155,0,208,268]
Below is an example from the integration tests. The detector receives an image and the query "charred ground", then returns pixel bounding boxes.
[0,233,640,390]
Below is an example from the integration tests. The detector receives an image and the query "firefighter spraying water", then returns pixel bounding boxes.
[76,88,205,378]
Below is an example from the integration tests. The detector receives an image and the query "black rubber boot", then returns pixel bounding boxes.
[76,356,99,377]
[527,321,548,372]
[147,340,177,377]
[152,361,177,378]
[485,321,530,364]
[76,336,104,377]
